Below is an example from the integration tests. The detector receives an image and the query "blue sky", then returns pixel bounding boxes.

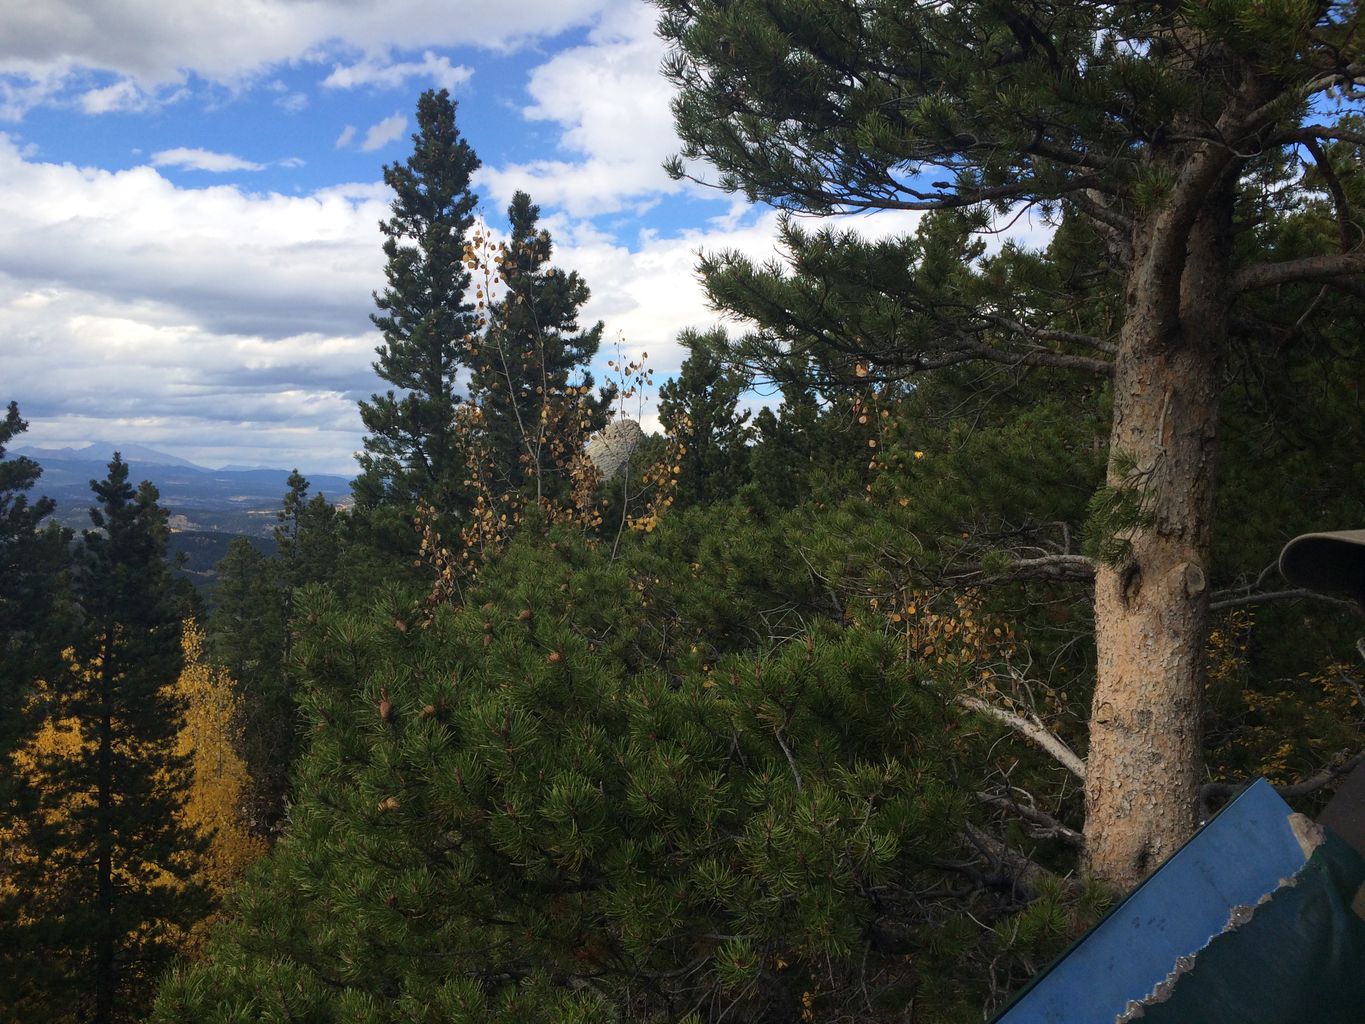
[0,1,1038,474]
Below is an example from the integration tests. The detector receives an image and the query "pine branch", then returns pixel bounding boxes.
[1232,248,1365,293]
[979,312,1118,355]
[1208,559,1361,610]
[1208,587,1360,611]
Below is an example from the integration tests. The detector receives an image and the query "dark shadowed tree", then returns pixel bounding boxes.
[0,402,67,754]
[4,456,208,1023]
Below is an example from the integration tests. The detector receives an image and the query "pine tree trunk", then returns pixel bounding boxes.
[95,627,115,1024]
[1083,178,1233,891]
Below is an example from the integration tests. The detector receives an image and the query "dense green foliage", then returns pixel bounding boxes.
[6,10,1365,1020]
[155,501,1116,1024]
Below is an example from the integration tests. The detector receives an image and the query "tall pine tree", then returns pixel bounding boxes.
[655,0,1365,889]
[357,88,481,512]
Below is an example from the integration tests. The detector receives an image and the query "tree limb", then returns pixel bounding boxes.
[1302,136,1361,254]
[1232,248,1365,293]
[961,341,1114,376]
[1209,587,1361,611]
[979,312,1118,355]
[1200,751,1365,818]
[948,553,1097,584]
[977,790,1084,849]
[957,695,1087,781]
[960,821,1084,901]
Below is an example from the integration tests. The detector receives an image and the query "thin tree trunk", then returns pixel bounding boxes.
[95,626,115,1024]
[1083,183,1233,891]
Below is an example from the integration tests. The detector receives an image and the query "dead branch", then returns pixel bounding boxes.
[957,695,1087,781]
[960,822,1084,902]
[1199,750,1365,819]
[977,790,1084,849]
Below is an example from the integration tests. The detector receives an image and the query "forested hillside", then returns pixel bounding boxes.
[2,4,1363,1023]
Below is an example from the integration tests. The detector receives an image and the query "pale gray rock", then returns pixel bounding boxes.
[585,418,644,481]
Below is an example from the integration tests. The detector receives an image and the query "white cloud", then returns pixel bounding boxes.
[323,51,473,92]
[0,110,1047,473]
[0,1,611,102]
[334,124,357,149]
[276,91,308,113]
[359,113,406,153]
[278,156,305,169]
[78,78,155,114]
[0,67,68,121]
[151,147,265,173]
[479,3,683,218]
[0,133,391,470]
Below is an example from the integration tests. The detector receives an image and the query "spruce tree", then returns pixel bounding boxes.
[469,190,611,500]
[5,455,209,1024]
[357,88,481,512]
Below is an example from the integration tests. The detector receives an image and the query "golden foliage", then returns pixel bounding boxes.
[174,619,266,905]
[1,624,264,955]
[1205,609,1363,786]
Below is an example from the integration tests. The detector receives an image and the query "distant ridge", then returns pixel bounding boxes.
[13,441,204,469]
[7,444,354,540]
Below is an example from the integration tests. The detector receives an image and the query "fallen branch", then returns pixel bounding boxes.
[961,822,1084,901]
[957,695,1087,781]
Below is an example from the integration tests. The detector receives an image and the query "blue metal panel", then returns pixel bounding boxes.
[993,780,1309,1023]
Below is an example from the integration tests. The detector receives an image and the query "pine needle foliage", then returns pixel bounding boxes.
[154,512,1104,1023]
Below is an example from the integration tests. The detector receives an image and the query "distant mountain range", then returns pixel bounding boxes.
[16,441,206,469]
[13,442,354,533]
[10,443,355,585]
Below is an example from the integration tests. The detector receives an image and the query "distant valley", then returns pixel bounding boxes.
[14,443,353,588]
